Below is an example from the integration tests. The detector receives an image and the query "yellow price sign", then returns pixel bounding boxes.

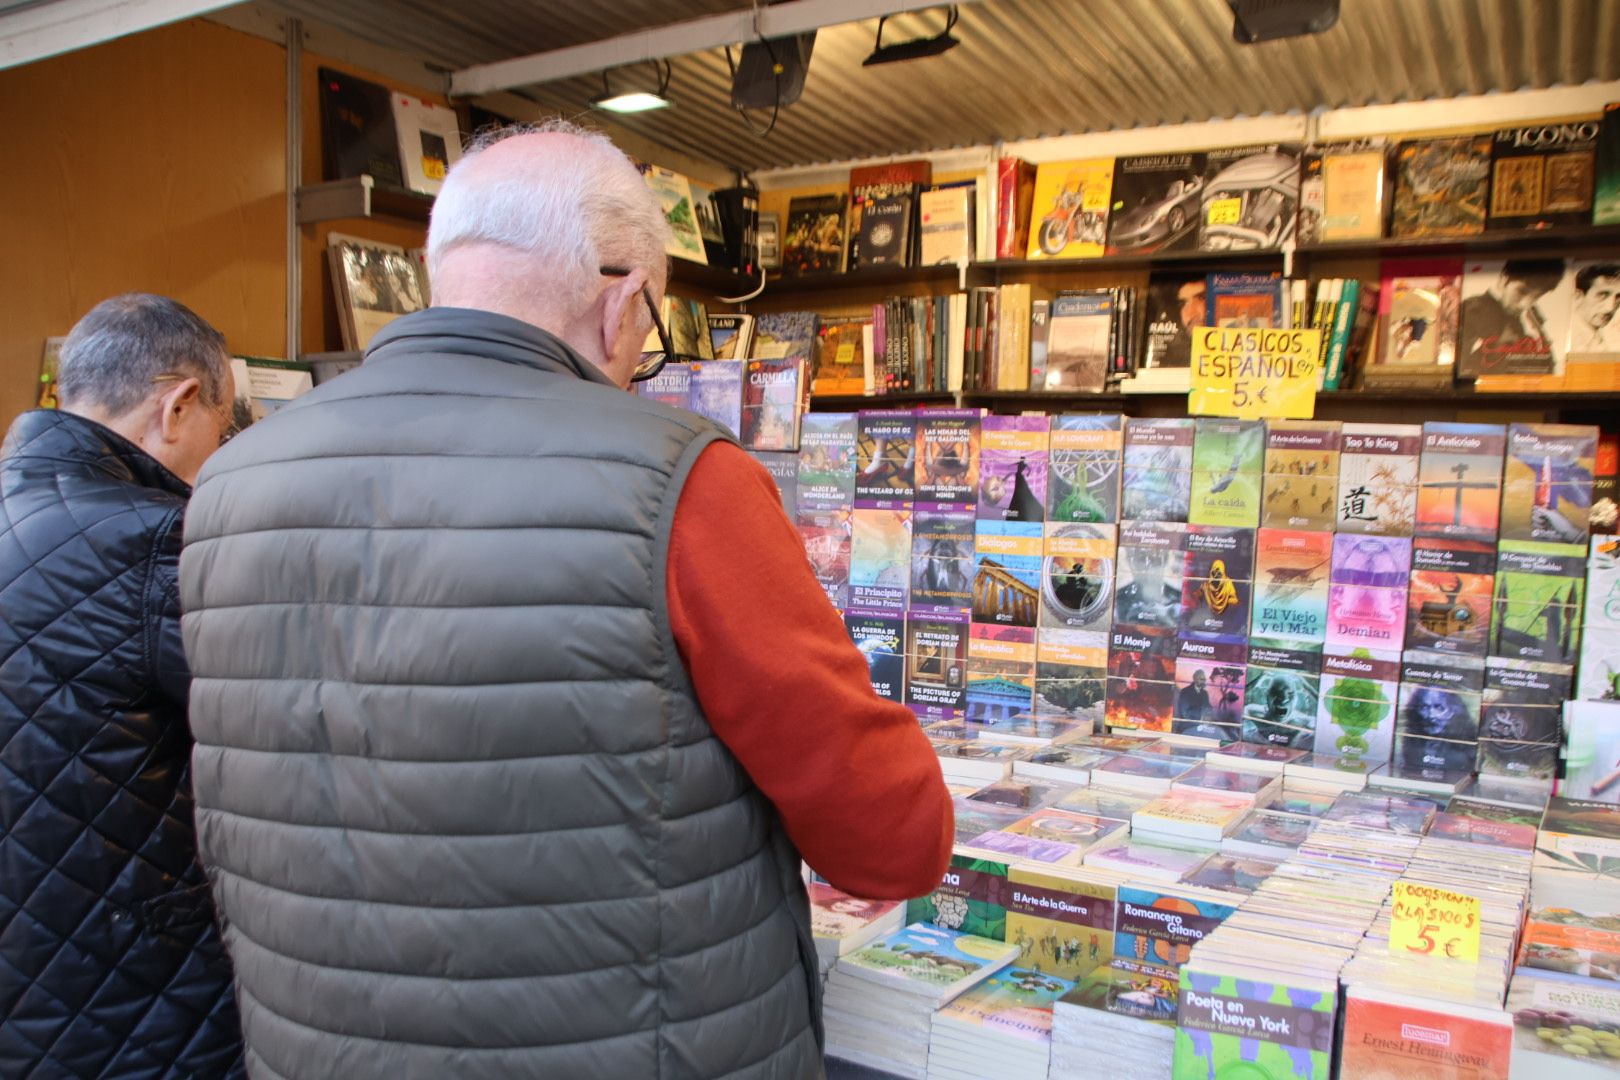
[1389,881,1481,963]
[835,343,856,365]
[1206,197,1242,226]
[1189,327,1320,419]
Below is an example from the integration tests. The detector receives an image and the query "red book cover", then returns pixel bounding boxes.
[996,157,1036,260]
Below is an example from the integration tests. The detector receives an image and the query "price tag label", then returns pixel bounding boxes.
[424,158,447,180]
[1389,881,1480,963]
[1206,197,1242,226]
[836,343,856,365]
[1189,327,1320,420]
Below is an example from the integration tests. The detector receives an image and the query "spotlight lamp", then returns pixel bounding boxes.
[593,59,673,113]
[862,6,960,66]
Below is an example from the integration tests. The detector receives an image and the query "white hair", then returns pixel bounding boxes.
[426,118,669,311]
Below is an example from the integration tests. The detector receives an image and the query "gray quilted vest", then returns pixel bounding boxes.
[179,308,823,1080]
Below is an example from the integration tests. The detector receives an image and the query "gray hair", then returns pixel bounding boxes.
[426,117,669,307]
[56,293,230,415]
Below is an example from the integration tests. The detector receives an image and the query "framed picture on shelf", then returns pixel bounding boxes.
[326,233,429,352]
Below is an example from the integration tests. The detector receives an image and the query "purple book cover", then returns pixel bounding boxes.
[978,415,1050,522]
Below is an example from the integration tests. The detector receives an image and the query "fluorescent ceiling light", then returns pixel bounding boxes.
[592,90,671,113]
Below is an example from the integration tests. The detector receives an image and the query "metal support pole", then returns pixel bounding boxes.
[285,15,302,362]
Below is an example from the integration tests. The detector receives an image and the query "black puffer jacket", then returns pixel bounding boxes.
[0,409,242,1079]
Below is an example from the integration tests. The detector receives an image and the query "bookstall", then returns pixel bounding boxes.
[7,2,1620,1078]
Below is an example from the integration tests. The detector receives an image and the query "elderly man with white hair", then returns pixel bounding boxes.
[177,120,952,1079]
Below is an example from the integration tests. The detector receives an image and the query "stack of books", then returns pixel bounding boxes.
[957,807,1130,869]
[808,883,905,981]
[933,739,1030,787]
[1129,789,1254,849]
[1011,744,1110,784]
[1089,752,1202,796]
[926,966,1075,1080]
[822,923,1019,1078]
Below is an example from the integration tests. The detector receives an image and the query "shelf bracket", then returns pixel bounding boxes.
[296,175,376,225]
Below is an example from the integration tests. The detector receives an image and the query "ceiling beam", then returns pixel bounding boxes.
[0,0,236,70]
[449,0,979,98]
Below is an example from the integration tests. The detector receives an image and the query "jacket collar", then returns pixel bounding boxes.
[2,409,191,497]
[364,307,618,389]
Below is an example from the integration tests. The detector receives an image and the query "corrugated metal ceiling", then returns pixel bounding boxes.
[271,0,1620,172]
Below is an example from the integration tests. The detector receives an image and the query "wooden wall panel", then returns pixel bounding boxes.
[0,20,287,428]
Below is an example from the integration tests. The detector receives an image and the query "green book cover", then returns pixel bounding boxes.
[1189,419,1265,528]
[1491,539,1586,665]
[1173,965,1336,1080]
[906,854,1009,941]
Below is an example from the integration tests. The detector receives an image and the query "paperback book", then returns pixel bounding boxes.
[1336,423,1421,536]
[1171,639,1248,743]
[783,193,849,275]
[906,611,970,717]
[1326,534,1413,653]
[911,508,977,614]
[1457,259,1566,378]
[1003,868,1118,984]
[1242,639,1322,750]
[1367,258,1463,385]
[1032,627,1108,725]
[1110,886,1239,1021]
[812,315,868,395]
[1197,144,1301,252]
[1314,647,1401,764]
[1296,140,1386,244]
[1492,539,1586,665]
[837,923,1020,1002]
[1046,414,1124,524]
[1415,422,1507,541]
[1251,529,1332,644]
[1044,292,1115,391]
[636,363,691,411]
[1180,525,1256,642]
[1393,656,1485,775]
[1260,421,1341,531]
[1404,537,1496,658]
[964,625,1037,722]
[1122,419,1195,523]
[1140,272,1207,371]
[973,521,1044,628]
[799,509,851,608]
[796,412,857,512]
[915,409,982,508]
[1041,523,1116,633]
[907,854,1012,942]
[687,360,744,437]
[849,507,911,613]
[1478,657,1569,781]
[1174,964,1337,1080]
[1500,422,1598,544]
[1114,523,1190,633]
[707,313,757,361]
[1207,271,1285,329]
[1105,632,1179,733]
[846,611,905,702]
[854,410,916,504]
[979,416,1050,522]
[1188,419,1265,528]
[1487,117,1600,230]
[738,358,805,452]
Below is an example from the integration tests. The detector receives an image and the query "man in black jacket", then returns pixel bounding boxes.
[0,294,243,1078]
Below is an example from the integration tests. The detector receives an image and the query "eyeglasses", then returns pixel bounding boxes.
[152,372,240,446]
[599,266,707,383]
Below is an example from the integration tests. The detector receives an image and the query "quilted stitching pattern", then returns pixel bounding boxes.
[1,410,243,1079]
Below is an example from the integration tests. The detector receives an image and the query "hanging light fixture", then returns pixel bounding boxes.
[862,6,959,67]
[592,60,673,113]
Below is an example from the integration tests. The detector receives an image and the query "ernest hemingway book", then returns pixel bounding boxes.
[1046,414,1124,523]
[1188,419,1265,528]
[979,415,1049,522]
[1251,529,1332,644]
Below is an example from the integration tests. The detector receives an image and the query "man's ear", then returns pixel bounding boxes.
[600,270,648,364]
[157,377,203,444]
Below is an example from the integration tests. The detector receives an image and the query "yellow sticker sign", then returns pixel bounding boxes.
[1189,327,1321,420]
[1389,881,1481,963]
[1206,197,1242,226]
